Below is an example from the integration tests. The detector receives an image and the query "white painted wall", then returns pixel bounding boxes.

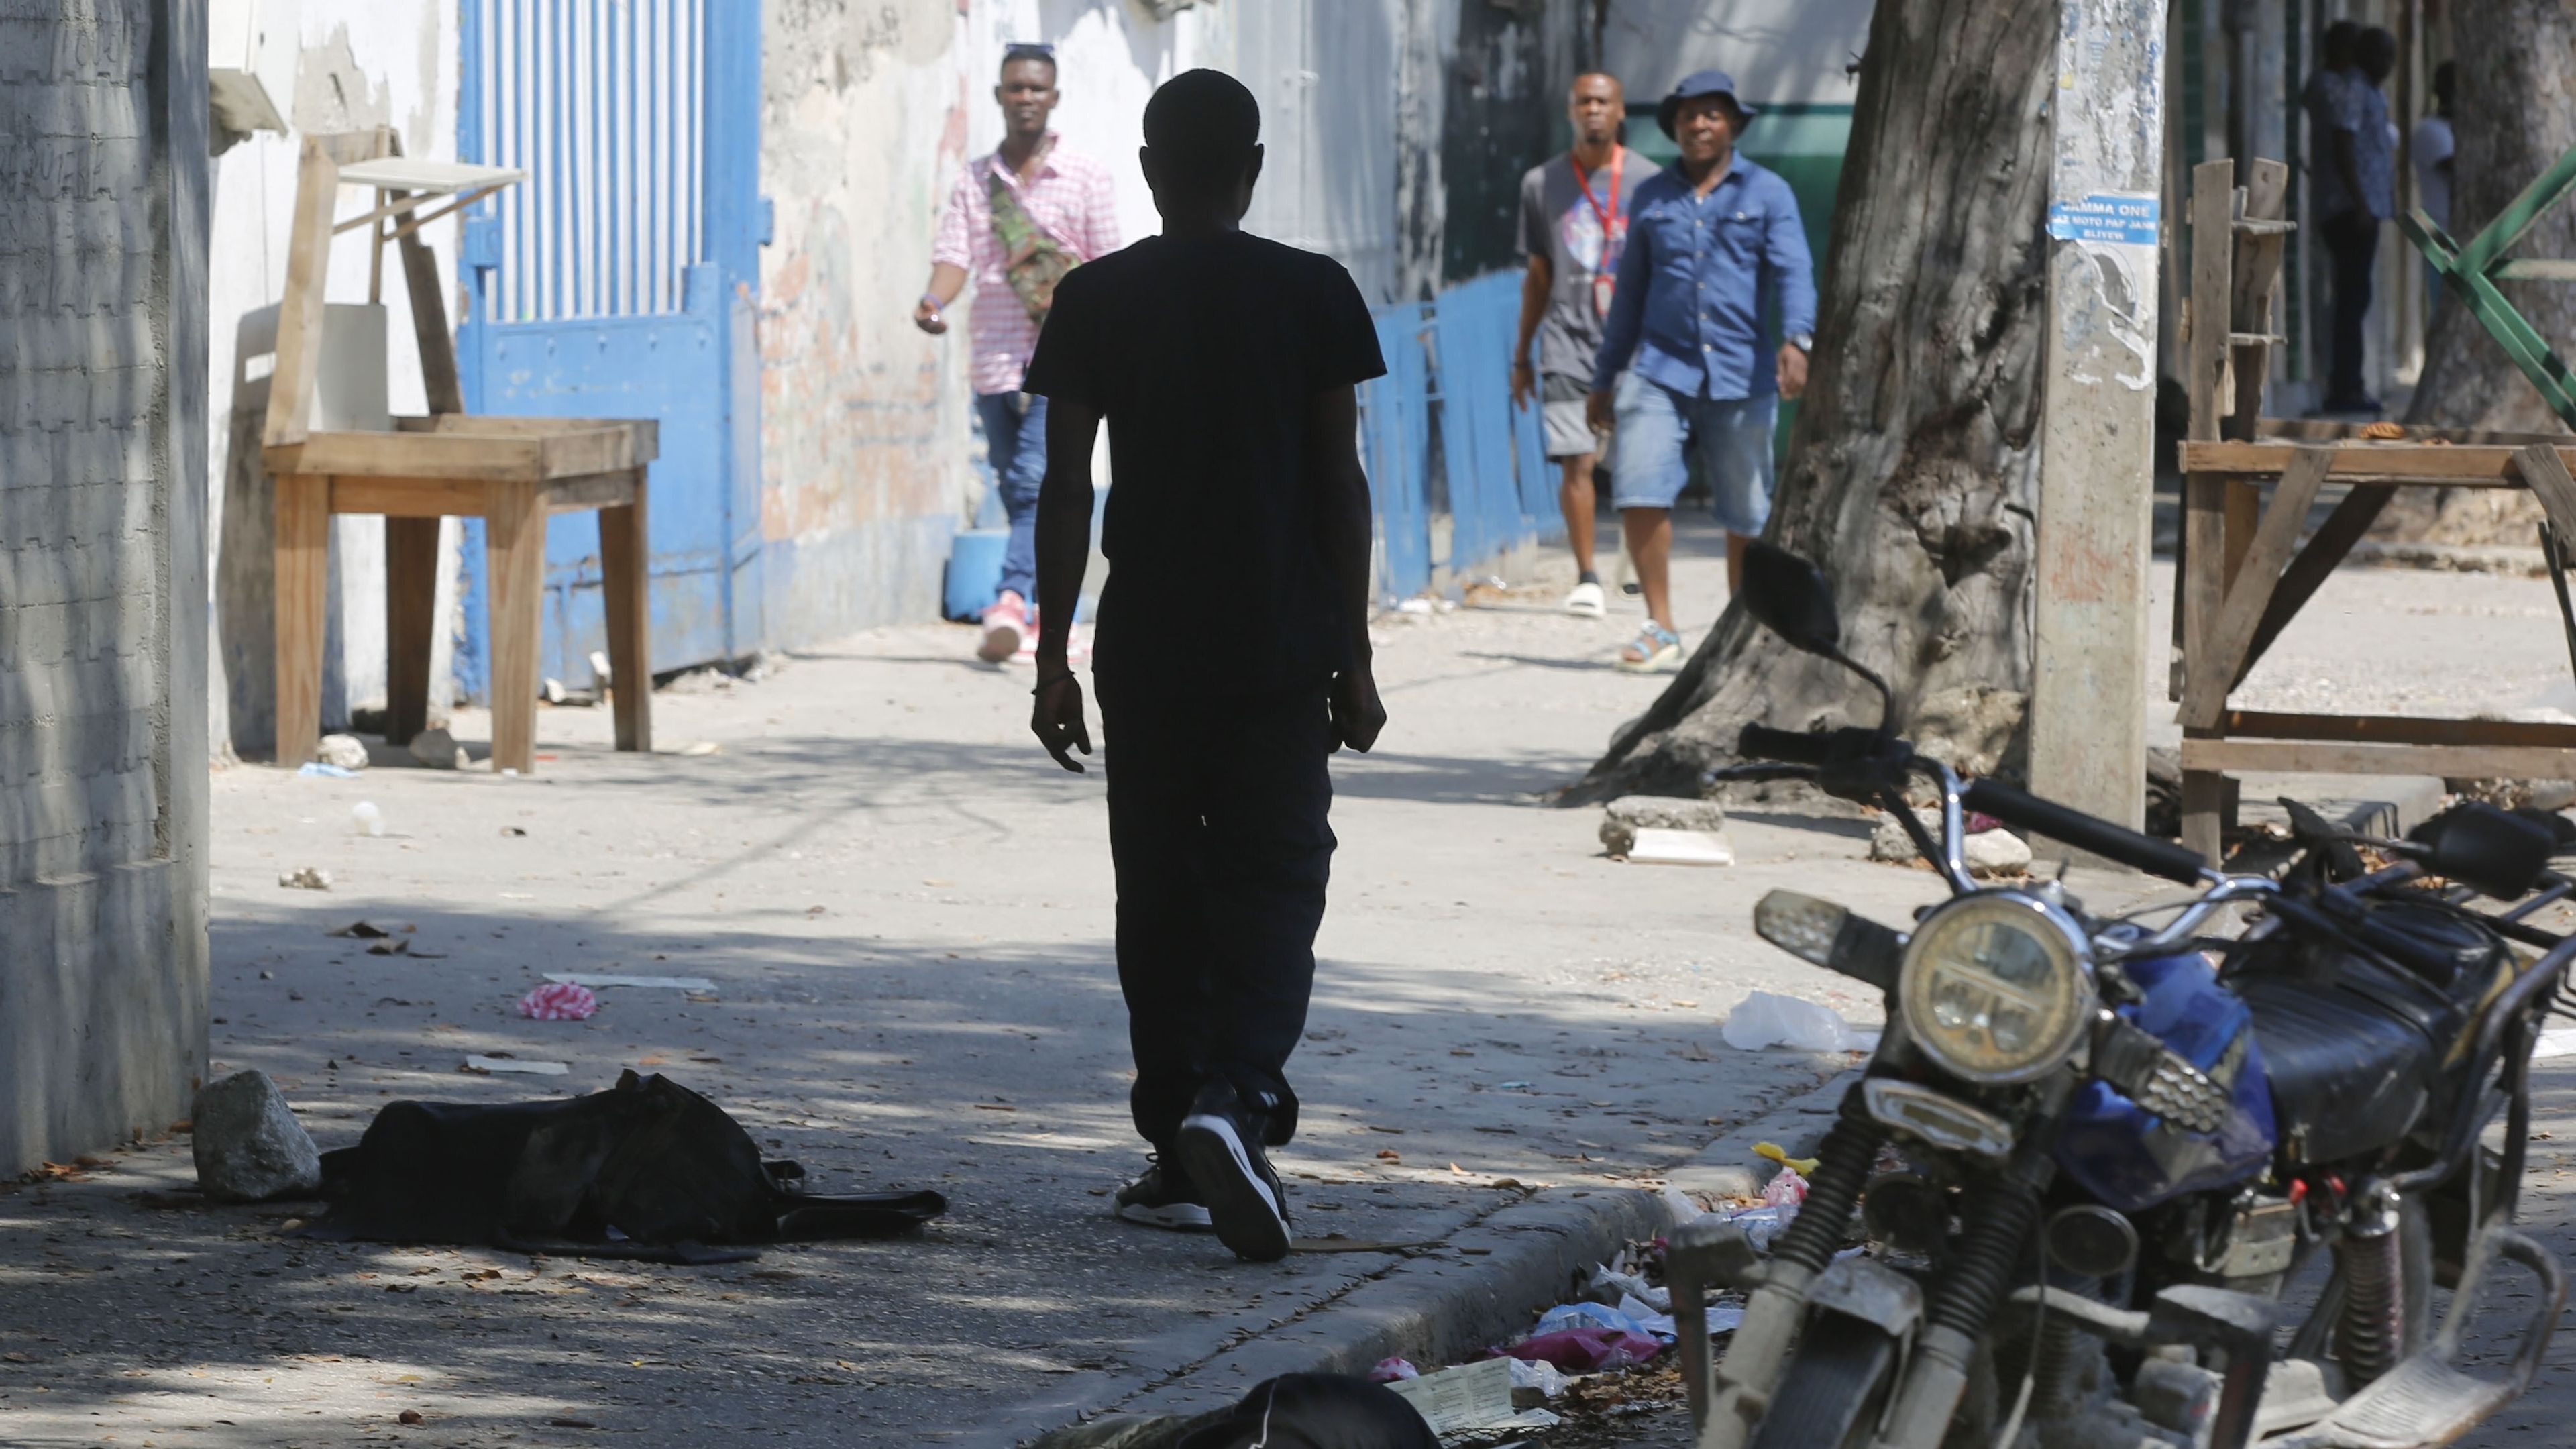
[207,2,462,759]
[1602,0,1872,109]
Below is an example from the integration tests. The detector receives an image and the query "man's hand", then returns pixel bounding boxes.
[914,295,949,335]
[1586,386,1615,435]
[1031,674,1092,772]
[1328,667,1387,754]
[1776,343,1809,400]
[1509,359,1536,410]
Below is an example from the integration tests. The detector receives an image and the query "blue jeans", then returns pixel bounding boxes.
[1609,375,1776,535]
[975,390,1048,604]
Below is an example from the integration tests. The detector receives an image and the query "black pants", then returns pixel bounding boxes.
[1099,681,1335,1150]
[2320,210,2379,405]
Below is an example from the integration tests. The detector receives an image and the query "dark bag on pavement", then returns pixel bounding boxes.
[301,1069,945,1263]
[1028,1375,1436,1449]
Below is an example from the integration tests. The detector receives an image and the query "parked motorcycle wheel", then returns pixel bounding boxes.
[1745,1314,1900,1449]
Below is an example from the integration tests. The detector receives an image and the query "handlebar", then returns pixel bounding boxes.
[1961,779,2212,888]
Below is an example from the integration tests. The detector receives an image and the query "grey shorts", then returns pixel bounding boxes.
[1542,372,1597,460]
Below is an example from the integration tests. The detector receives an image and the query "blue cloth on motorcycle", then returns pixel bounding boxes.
[1656,69,1762,138]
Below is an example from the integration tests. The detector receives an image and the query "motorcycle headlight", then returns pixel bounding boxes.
[1898,892,2094,1084]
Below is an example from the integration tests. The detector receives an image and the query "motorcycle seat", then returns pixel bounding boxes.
[2240,976,2435,1165]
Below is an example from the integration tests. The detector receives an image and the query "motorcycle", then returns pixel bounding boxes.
[1666,543,2576,1449]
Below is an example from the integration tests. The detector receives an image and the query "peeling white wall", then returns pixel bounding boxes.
[207,2,460,760]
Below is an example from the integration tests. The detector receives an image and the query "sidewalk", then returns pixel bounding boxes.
[0,521,2191,1447]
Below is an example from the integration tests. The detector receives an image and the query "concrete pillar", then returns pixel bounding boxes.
[2029,0,2171,839]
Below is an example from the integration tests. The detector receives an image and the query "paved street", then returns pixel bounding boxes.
[11,537,2576,1448]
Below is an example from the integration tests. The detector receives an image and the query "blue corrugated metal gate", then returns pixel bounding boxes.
[1360,272,1552,602]
[454,0,763,698]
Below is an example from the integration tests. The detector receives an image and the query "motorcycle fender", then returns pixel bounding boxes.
[1806,1256,1923,1339]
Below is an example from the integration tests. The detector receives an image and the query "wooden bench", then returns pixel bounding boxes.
[264,130,656,775]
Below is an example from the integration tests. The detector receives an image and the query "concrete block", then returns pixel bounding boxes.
[190,1070,321,1201]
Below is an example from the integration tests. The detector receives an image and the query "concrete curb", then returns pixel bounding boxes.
[953,1183,1672,1448]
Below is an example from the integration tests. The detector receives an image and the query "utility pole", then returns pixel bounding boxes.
[2029,0,2171,838]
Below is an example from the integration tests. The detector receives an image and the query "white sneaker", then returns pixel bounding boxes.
[1563,580,1607,619]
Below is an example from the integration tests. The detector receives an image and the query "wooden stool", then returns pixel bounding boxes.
[263,130,657,775]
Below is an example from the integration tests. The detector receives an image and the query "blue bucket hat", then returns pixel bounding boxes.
[1656,69,1758,138]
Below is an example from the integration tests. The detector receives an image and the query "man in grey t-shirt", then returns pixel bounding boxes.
[1511,72,1659,619]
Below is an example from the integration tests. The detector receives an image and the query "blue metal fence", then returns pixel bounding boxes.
[1358,271,1554,601]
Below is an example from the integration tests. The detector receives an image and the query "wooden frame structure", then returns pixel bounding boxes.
[264,129,657,776]
[2174,158,2576,861]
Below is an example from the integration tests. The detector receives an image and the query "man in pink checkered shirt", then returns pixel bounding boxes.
[916,44,1122,664]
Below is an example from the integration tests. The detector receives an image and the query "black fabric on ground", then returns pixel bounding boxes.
[302,1070,944,1261]
[1173,1374,1437,1449]
[1100,682,1334,1150]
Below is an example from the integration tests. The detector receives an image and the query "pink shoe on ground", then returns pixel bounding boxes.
[979,592,1027,664]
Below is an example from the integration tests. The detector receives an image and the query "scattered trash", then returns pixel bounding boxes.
[1713,1204,1794,1252]
[1761,1165,1809,1208]
[1506,1356,1572,1403]
[1617,826,1735,867]
[1502,1326,1662,1373]
[1581,1263,1672,1315]
[353,801,384,837]
[329,920,392,938]
[1395,597,1436,616]
[398,1410,423,1425]
[191,1070,321,1202]
[1494,1080,1534,1091]
[518,983,600,1021]
[278,867,333,891]
[1534,1301,1666,1341]
[589,650,614,687]
[297,761,358,779]
[678,741,722,757]
[368,939,415,957]
[1662,1185,1707,1226]
[1720,991,1879,1053]
[1370,1356,1419,1382]
[543,973,719,991]
[1753,1141,1819,1176]
[1387,1356,1546,1433]
[462,1055,570,1076]
[1600,796,1727,857]
[315,733,370,771]
[409,727,470,770]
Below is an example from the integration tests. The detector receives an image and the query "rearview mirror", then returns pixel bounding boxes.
[1740,542,1843,658]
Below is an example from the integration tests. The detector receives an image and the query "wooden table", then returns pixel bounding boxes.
[262,128,657,775]
[267,416,656,775]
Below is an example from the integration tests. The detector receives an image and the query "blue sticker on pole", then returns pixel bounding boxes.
[2047,193,2161,245]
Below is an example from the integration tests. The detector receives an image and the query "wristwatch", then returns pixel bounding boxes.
[1786,332,1814,352]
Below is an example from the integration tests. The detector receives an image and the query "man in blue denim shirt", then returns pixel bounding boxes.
[1587,70,1815,672]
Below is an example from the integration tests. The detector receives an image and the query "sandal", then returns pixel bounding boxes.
[1617,622,1683,674]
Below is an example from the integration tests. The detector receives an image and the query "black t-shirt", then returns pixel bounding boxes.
[1022,231,1387,696]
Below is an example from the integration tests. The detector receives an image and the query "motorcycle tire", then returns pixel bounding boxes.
[1746,1313,1901,1449]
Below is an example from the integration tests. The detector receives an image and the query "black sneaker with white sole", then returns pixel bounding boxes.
[1174,1081,1291,1262]
[1114,1155,1213,1232]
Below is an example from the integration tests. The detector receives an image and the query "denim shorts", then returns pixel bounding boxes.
[1609,375,1777,535]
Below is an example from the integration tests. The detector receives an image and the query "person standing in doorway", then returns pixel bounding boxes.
[1511,72,1660,619]
[2304,22,2396,414]
[1587,70,1813,673]
[918,42,1122,663]
[1022,70,1387,1263]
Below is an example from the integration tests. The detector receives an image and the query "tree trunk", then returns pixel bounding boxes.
[1568,0,2056,802]
[2381,0,2576,546]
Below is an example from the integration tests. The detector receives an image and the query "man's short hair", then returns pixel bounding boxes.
[1142,69,1260,193]
[1000,43,1056,80]
[1570,70,1622,96]
[2320,19,2360,60]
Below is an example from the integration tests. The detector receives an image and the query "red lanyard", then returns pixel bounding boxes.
[1574,146,1625,248]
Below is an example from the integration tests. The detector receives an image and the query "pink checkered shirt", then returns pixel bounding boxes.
[932,136,1122,396]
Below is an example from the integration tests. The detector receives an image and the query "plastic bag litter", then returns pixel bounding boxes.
[1716,1203,1796,1252]
[1662,1185,1708,1225]
[1617,1292,1678,1338]
[1582,1263,1671,1315]
[1534,1301,1654,1337]
[1762,1165,1809,1208]
[1369,1356,1419,1382]
[1507,1356,1572,1400]
[1721,991,1880,1053]
[518,983,600,1021]
[1503,1326,1663,1372]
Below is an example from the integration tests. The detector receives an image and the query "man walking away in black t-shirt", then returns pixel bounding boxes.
[1020,69,1389,1263]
